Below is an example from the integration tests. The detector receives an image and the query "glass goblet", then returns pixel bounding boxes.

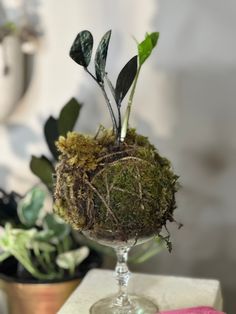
[83,229,159,314]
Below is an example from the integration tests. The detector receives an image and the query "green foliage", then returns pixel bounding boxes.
[115,56,138,106]
[30,98,82,190]
[30,156,54,191]
[69,30,159,141]
[43,98,82,160]
[69,30,141,140]
[95,30,111,83]
[58,98,82,136]
[0,224,54,280]
[138,32,159,65]
[44,116,59,160]
[69,30,93,67]
[56,246,89,276]
[121,32,159,140]
[27,30,170,269]
[0,188,90,281]
[17,187,45,227]
[43,213,70,243]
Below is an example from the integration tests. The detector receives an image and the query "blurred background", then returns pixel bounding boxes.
[0,0,235,312]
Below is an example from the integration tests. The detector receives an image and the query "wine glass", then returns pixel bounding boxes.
[83,229,159,314]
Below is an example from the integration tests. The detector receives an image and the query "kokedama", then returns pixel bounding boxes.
[54,30,179,248]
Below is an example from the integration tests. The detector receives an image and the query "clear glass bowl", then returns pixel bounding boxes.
[83,229,159,314]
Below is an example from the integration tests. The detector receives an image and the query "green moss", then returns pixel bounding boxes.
[56,131,105,170]
[54,128,179,243]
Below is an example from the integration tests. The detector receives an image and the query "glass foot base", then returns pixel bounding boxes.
[90,294,159,314]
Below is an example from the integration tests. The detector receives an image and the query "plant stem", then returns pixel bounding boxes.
[100,85,119,136]
[117,107,122,142]
[105,74,122,141]
[120,66,141,141]
[84,68,118,136]
[33,245,49,273]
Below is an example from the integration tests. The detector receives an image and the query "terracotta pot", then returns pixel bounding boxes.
[2,278,80,314]
[0,250,102,314]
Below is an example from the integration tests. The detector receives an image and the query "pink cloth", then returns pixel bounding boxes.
[160,307,225,314]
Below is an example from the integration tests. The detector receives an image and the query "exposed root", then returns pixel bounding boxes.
[84,178,119,225]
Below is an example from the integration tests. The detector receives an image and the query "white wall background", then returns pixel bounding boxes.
[0,0,235,312]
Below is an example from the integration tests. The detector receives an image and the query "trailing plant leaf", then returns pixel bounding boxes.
[17,188,46,227]
[0,224,58,280]
[58,98,82,136]
[32,241,56,253]
[95,30,111,83]
[43,213,70,243]
[70,30,93,67]
[138,32,159,65]
[30,156,55,191]
[34,230,54,242]
[44,116,59,160]
[56,246,89,275]
[115,55,137,106]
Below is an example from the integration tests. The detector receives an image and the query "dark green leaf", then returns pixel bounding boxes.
[95,30,111,83]
[69,30,93,67]
[43,213,70,243]
[0,190,21,227]
[138,32,159,65]
[18,188,45,227]
[30,156,55,191]
[58,98,82,136]
[44,116,59,160]
[115,56,137,106]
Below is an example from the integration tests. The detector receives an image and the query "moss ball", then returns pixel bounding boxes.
[54,129,179,243]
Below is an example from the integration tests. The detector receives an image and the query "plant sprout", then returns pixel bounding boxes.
[69,30,159,142]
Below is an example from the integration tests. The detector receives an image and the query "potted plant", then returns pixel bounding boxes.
[0,187,102,314]
[53,30,181,313]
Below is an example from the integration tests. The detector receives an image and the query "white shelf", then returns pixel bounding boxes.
[58,269,223,314]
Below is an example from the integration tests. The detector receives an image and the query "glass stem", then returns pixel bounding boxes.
[114,246,131,307]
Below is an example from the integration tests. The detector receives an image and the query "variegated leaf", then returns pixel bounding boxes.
[95,30,111,83]
[70,30,93,67]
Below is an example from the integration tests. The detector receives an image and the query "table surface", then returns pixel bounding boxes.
[58,269,223,314]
